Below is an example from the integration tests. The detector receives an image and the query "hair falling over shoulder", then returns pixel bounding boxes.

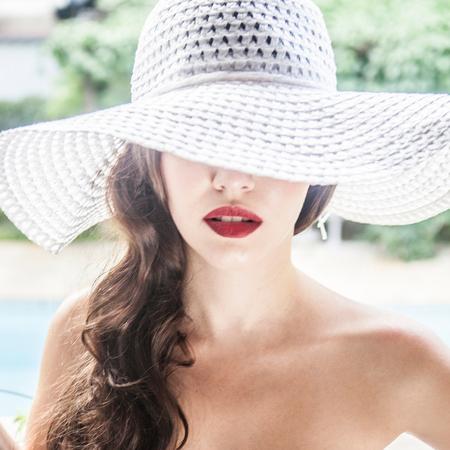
[42,142,336,449]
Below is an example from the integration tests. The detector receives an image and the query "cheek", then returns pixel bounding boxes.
[161,161,208,227]
[162,156,198,201]
[268,181,309,208]
[268,184,309,226]
[288,185,309,207]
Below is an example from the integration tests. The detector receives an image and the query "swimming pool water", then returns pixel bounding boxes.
[0,301,60,417]
[1,300,449,417]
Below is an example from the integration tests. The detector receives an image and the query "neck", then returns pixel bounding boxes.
[180,240,304,349]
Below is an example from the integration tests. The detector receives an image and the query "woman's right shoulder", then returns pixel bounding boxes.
[54,286,91,325]
[48,287,93,364]
[22,288,93,449]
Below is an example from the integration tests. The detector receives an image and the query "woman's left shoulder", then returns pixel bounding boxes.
[352,303,449,363]
[338,299,448,367]
[343,301,450,446]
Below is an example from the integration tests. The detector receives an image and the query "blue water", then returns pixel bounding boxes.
[0,300,449,417]
[0,300,61,417]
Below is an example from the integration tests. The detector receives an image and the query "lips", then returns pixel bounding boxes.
[203,205,263,222]
[203,205,263,237]
[204,218,262,237]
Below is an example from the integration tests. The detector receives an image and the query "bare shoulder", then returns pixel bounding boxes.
[293,274,450,445]
[355,304,450,444]
[55,286,92,355]
[55,286,91,324]
[23,287,92,449]
[294,271,443,386]
[46,287,91,356]
[296,270,444,352]
[327,293,450,444]
[339,298,448,372]
[38,284,92,375]
[325,291,446,376]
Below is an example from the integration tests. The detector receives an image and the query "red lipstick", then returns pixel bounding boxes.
[203,205,263,238]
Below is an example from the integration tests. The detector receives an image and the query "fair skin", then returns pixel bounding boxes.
[159,151,311,349]
[3,154,450,449]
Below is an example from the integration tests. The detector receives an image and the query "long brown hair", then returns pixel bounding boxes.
[43,142,336,449]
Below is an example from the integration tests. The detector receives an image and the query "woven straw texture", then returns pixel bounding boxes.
[0,0,449,255]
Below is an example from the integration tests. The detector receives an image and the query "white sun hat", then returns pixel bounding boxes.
[0,0,449,255]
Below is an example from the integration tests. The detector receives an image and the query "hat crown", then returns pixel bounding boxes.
[130,0,337,101]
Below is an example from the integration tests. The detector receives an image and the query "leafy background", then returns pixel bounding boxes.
[0,0,449,260]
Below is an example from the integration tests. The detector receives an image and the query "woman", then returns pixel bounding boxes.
[0,0,449,448]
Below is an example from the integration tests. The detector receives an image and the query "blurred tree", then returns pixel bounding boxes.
[0,97,47,131]
[43,0,153,119]
[316,0,450,92]
[353,210,450,261]
[55,0,98,20]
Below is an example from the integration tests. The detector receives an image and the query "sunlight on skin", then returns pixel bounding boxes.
[160,152,311,347]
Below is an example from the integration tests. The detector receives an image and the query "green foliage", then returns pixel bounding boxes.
[44,68,86,119]
[0,97,48,131]
[43,0,155,116]
[0,210,103,243]
[352,210,450,261]
[316,0,450,92]
[0,211,27,240]
[13,412,27,434]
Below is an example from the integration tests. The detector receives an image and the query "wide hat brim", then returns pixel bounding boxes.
[1,80,449,255]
